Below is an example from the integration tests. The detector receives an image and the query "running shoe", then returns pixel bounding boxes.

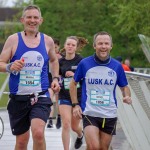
[56,115,61,129]
[47,119,53,128]
[74,134,83,149]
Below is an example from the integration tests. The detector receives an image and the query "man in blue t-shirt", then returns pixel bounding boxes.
[70,31,132,150]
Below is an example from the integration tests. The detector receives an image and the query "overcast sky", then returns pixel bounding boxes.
[3,0,30,7]
[1,0,18,7]
[5,0,14,7]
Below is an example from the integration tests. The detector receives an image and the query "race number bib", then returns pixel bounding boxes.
[90,90,110,106]
[19,70,41,86]
[64,77,80,90]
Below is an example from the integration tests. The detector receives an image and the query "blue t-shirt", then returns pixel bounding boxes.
[74,55,128,118]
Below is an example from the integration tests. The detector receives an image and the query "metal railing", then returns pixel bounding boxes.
[134,68,150,74]
[117,71,150,150]
[1,72,150,149]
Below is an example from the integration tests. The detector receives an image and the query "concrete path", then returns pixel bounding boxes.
[0,109,86,150]
[0,108,63,150]
[0,109,131,150]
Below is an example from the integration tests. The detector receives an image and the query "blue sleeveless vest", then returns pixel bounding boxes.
[9,32,49,95]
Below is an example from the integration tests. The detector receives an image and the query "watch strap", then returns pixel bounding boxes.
[72,103,79,108]
[52,76,60,81]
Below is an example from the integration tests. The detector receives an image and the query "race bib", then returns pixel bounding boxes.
[64,77,80,90]
[90,90,110,106]
[19,70,41,86]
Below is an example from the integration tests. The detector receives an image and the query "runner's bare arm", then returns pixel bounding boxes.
[0,34,24,73]
[45,35,60,92]
[70,78,78,103]
[120,86,132,104]
[45,35,59,78]
[0,35,15,72]
[70,78,82,119]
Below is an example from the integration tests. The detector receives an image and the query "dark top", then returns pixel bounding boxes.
[59,54,83,101]
[129,66,134,71]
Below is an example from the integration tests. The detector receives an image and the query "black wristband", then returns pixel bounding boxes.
[72,103,79,108]
[52,76,60,81]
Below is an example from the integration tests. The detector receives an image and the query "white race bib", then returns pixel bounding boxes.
[90,90,110,106]
[19,70,41,86]
[64,77,80,90]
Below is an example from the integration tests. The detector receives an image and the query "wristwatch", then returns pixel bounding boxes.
[52,76,60,81]
[72,103,79,108]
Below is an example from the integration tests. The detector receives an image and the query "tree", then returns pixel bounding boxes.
[0,0,149,67]
[14,0,33,7]
[109,0,150,66]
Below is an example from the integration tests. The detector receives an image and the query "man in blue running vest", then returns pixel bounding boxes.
[0,5,60,150]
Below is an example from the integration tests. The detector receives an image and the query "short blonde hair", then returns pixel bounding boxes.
[22,5,41,17]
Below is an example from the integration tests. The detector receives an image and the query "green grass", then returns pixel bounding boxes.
[0,73,9,108]
[0,73,7,85]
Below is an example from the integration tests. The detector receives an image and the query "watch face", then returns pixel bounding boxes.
[72,103,79,107]
[72,104,76,107]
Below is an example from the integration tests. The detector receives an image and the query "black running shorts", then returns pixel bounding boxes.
[7,96,52,135]
[82,115,117,135]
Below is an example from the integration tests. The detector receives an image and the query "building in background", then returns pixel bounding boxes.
[0,7,20,52]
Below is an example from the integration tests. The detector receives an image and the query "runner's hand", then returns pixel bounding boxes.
[73,105,82,119]
[65,71,74,77]
[123,96,132,104]
[51,80,60,93]
[10,59,24,72]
